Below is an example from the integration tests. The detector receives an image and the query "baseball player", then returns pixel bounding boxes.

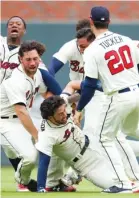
[36,95,134,193]
[44,27,95,190]
[48,26,139,188]
[74,6,139,193]
[0,16,47,192]
[62,79,139,187]
[48,19,92,81]
[0,16,26,84]
[0,40,62,191]
[0,16,28,191]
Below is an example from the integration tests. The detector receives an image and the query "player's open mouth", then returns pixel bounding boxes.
[11,29,19,34]
[30,67,37,70]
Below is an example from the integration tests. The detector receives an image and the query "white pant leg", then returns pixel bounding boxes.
[1,134,18,159]
[83,90,139,185]
[46,152,67,187]
[127,139,139,157]
[84,152,121,189]
[71,138,131,189]
[116,131,139,181]
[93,91,139,188]
[0,119,37,185]
[83,91,106,137]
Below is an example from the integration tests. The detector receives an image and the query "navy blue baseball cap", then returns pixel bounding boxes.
[90,6,110,22]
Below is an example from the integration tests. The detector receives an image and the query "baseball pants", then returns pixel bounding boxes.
[68,137,132,189]
[83,90,139,182]
[0,118,37,185]
[92,89,139,188]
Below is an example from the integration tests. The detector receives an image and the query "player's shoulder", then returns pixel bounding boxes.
[3,66,26,89]
[63,38,77,47]
[58,39,77,51]
[113,32,132,41]
[84,40,98,55]
[0,36,7,44]
[53,39,77,61]
[133,40,139,48]
[10,65,26,81]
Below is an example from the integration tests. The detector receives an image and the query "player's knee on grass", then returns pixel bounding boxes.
[23,150,38,166]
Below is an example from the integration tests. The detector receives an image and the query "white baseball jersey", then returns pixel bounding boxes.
[0,36,47,83]
[134,40,139,49]
[36,118,86,161]
[84,31,139,94]
[53,39,84,81]
[0,65,47,116]
[0,36,20,84]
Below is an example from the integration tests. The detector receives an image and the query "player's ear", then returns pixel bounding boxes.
[24,29,26,35]
[108,19,111,24]
[48,115,53,121]
[89,18,94,26]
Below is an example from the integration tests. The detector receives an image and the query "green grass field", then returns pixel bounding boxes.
[1,166,139,198]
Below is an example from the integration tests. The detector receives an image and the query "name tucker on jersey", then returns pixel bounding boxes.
[99,36,123,49]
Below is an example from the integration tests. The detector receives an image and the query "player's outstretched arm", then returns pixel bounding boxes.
[62,80,81,95]
[48,57,64,76]
[41,91,54,99]
[14,105,38,142]
[37,151,50,192]
[39,68,62,95]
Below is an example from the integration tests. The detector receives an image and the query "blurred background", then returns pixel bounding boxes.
[1,0,139,165]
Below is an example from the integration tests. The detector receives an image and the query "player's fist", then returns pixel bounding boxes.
[73,110,83,128]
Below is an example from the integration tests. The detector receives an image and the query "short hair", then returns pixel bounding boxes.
[76,19,91,32]
[7,16,27,29]
[40,96,65,119]
[93,21,109,29]
[76,28,95,42]
[18,40,46,57]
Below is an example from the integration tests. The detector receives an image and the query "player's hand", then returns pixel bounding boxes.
[73,110,83,127]
[34,137,38,143]
[33,134,38,143]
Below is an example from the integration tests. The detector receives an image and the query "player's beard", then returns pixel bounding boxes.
[53,116,67,125]
[25,68,38,77]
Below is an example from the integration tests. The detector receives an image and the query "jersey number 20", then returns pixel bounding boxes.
[105,45,134,75]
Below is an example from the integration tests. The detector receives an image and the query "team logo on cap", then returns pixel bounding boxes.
[101,17,105,20]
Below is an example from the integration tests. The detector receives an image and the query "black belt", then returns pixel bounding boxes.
[118,84,139,93]
[73,135,89,162]
[1,115,18,119]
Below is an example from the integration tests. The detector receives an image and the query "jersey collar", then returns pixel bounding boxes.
[18,64,37,82]
[95,31,113,40]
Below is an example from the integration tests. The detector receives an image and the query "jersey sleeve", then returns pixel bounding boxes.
[3,76,27,105]
[83,46,98,79]
[0,36,5,61]
[36,131,56,156]
[53,42,73,64]
[37,70,48,94]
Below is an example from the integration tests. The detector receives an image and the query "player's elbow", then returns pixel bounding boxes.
[63,80,81,94]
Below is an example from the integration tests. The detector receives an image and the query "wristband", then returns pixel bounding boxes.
[77,109,82,112]
[62,92,71,96]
